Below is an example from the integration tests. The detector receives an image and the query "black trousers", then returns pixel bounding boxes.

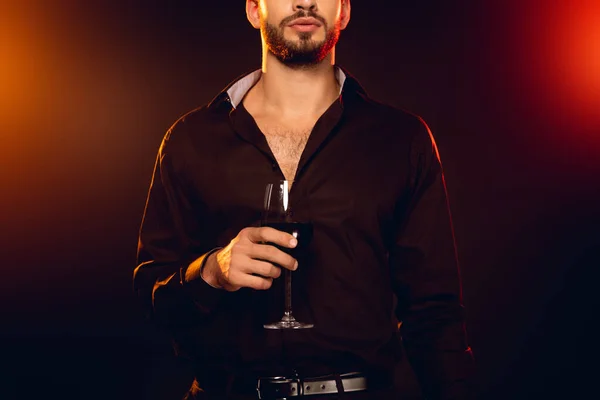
[182,378,399,400]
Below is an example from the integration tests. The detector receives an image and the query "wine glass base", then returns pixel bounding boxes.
[264,320,314,330]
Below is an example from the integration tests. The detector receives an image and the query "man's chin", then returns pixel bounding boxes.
[282,39,325,54]
[285,31,325,42]
[268,48,323,67]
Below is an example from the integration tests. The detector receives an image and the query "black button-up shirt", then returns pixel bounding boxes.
[134,67,474,398]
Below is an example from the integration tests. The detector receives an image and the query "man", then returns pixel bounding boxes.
[134,0,475,399]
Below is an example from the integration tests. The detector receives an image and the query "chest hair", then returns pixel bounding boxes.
[261,126,312,182]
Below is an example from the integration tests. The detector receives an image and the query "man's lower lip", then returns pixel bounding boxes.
[289,24,320,32]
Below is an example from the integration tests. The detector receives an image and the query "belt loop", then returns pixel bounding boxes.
[334,373,347,399]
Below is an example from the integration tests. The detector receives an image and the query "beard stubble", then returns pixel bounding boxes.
[262,11,341,69]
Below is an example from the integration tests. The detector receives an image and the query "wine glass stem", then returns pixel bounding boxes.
[285,268,292,317]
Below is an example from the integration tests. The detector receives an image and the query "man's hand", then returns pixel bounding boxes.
[199,227,298,291]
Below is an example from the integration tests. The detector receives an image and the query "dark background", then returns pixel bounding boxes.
[1,1,599,399]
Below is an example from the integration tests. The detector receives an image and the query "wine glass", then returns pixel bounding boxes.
[261,180,314,330]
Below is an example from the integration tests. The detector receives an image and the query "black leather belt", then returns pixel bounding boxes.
[256,372,368,399]
[197,368,393,398]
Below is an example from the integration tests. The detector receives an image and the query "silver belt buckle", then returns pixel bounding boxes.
[256,376,300,399]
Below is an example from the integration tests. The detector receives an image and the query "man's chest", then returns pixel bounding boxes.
[258,122,313,183]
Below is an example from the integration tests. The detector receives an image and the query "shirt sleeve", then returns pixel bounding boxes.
[390,120,475,399]
[133,129,226,332]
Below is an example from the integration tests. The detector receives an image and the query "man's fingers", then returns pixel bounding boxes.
[246,226,298,249]
[234,273,274,291]
[252,243,297,271]
[244,259,282,278]
[220,227,298,292]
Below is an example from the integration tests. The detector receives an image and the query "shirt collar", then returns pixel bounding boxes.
[223,67,348,109]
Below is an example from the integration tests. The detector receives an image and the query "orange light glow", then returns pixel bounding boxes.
[0,6,41,130]
[515,0,600,134]
[554,2,600,120]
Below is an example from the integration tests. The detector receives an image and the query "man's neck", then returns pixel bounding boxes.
[246,52,340,119]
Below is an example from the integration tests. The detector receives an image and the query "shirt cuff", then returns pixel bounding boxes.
[180,247,225,313]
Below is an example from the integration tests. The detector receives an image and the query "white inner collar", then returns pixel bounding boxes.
[226,67,347,109]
